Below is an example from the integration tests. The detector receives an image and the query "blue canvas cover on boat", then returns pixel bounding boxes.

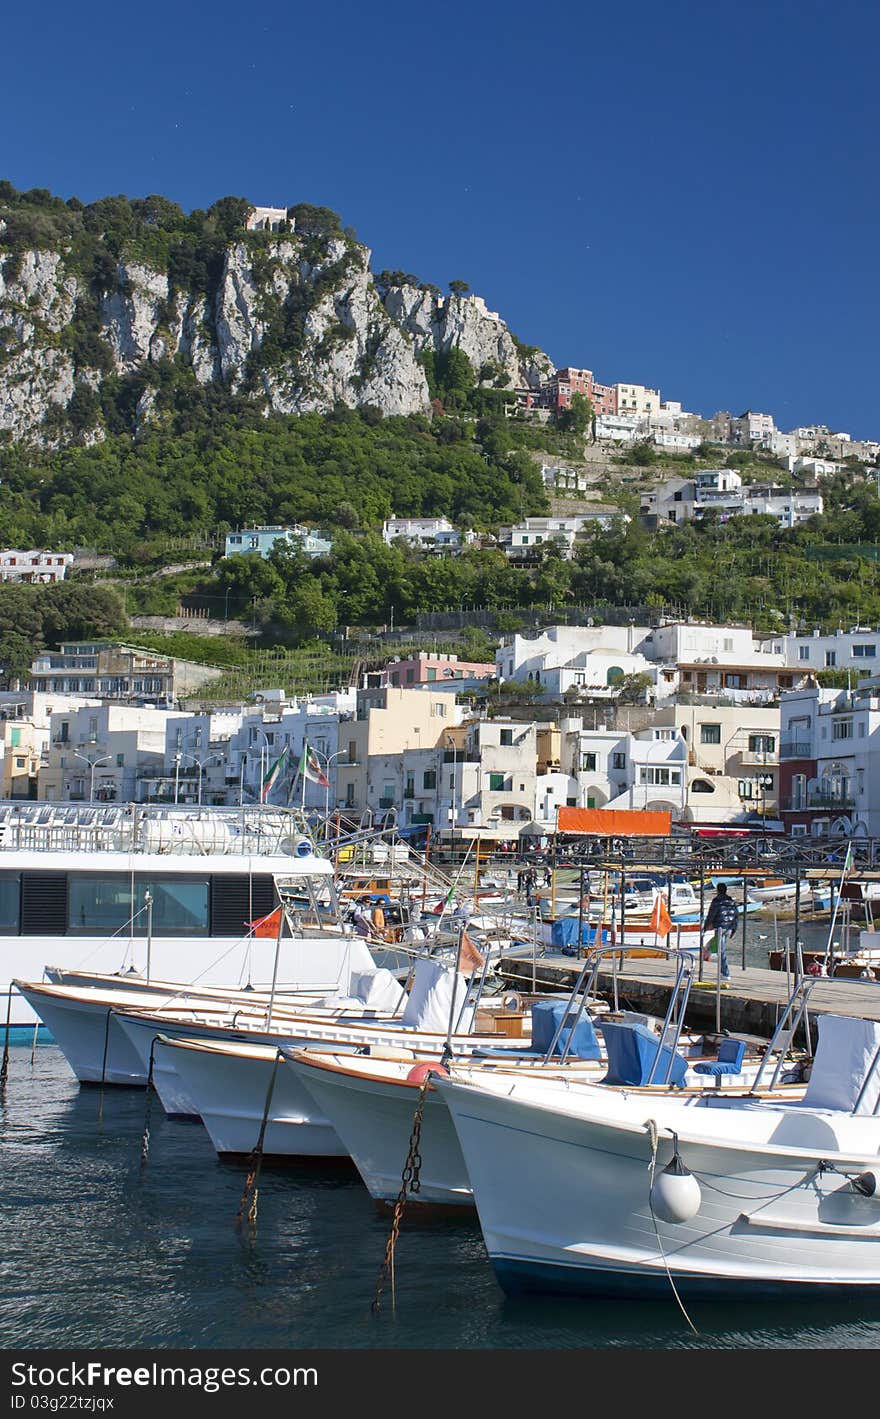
[550,918,610,956]
[530,999,602,1060]
[599,1020,688,1087]
[550,918,580,947]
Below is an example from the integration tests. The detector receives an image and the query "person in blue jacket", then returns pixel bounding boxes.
[704,883,739,980]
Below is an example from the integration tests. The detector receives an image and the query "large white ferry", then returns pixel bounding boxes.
[0,802,350,1029]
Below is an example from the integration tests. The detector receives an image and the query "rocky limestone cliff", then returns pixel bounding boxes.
[381,284,555,391]
[0,204,555,447]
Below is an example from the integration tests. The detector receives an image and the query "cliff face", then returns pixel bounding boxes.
[381,284,554,391]
[0,201,554,446]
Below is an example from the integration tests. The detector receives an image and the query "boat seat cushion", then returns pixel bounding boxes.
[599,1019,689,1087]
[693,1038,746,1078]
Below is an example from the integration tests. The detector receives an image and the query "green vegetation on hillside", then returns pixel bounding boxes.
[0,581,126,677]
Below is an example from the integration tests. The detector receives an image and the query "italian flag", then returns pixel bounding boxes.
[260,746,290,803]
[300,742,330,787]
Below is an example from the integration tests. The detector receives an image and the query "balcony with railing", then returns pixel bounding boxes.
[780,791,855,811]
[809,792,855,809]
[779,740,812,759]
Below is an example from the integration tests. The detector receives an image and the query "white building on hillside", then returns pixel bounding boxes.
[246,206,289,231]
[500,512,623,560]
[0,551,73,584]
[381,517,474,552]
[39,705,188,803]
[496,625,653,684]
[768,626,880,676]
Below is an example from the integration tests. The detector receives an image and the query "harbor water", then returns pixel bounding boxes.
[4,1030,880,1351]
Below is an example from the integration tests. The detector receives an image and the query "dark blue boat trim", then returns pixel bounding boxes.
[492,1255,880,1300]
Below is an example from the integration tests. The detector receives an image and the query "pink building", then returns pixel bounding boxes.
[542,368,616,417]
[382,655,495,688]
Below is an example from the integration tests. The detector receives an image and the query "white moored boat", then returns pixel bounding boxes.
[436,1010,880,1299]
[130,961,537,1142]
[283,1005,808,1209]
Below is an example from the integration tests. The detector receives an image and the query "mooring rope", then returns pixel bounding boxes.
[234,1048,283,1242]
[372,1075,432,1315]
[0,987,12,1092]
[139,1035,160,1172]
[97,1009,112,1123]
[645,1119,699,1337]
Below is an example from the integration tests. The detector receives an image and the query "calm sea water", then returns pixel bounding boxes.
[4,1029,880,1352]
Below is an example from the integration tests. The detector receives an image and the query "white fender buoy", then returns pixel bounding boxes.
[651,1139,702,1224]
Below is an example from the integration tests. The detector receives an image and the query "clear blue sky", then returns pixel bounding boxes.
[5,0,879,437]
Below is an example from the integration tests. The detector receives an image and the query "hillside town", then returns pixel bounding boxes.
[0,616,876,842]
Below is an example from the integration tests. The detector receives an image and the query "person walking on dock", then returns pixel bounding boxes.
[703,882,739,980]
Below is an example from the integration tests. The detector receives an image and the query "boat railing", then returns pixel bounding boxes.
[851,1045,880,1117]
[748,978,819,1095]
[647,951,694,1086]
[540,942,694,1085]
[0,803,324,858]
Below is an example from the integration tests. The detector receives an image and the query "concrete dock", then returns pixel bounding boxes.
[497,951,880,1045]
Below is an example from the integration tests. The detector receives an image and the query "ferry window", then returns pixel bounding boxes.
[68,877,132,933]
[67,876,209,935]
[0,877,19,932]
[136,879,209,936]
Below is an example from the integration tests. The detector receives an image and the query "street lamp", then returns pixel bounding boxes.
[72,750,112,803]
[176,751,223,806]
[314,748,346,825]
[242,727,271,805]
[446,734,458,859]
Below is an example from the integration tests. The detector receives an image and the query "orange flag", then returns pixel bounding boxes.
[648,895,673,938]
[459,929,485,973]
[248,905,283,938]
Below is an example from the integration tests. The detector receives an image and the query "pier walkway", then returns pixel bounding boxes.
[497,950,880,1045]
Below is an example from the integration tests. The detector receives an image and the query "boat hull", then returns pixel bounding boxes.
[162,1041,347,1159]
[285,1055,472,1207]
[438,1077,880,1297]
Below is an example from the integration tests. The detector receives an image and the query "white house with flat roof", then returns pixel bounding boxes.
[224,526,332,560]
[500,512,623,560]
[769,626,880,675]
[381,517,474,551]
[246,206,289,231]
[0,550,73,584]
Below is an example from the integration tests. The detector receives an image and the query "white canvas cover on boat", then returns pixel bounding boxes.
[802,1014,880,1113]
[400,957,471,1033]
[349,968,405,1011]
[344,938,380,979]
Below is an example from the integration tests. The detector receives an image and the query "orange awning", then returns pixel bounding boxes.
[555,807,671,837]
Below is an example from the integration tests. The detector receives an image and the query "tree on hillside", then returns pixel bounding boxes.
[558,392,593,436]
[614,671,654,704]
[448,280,470,295]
